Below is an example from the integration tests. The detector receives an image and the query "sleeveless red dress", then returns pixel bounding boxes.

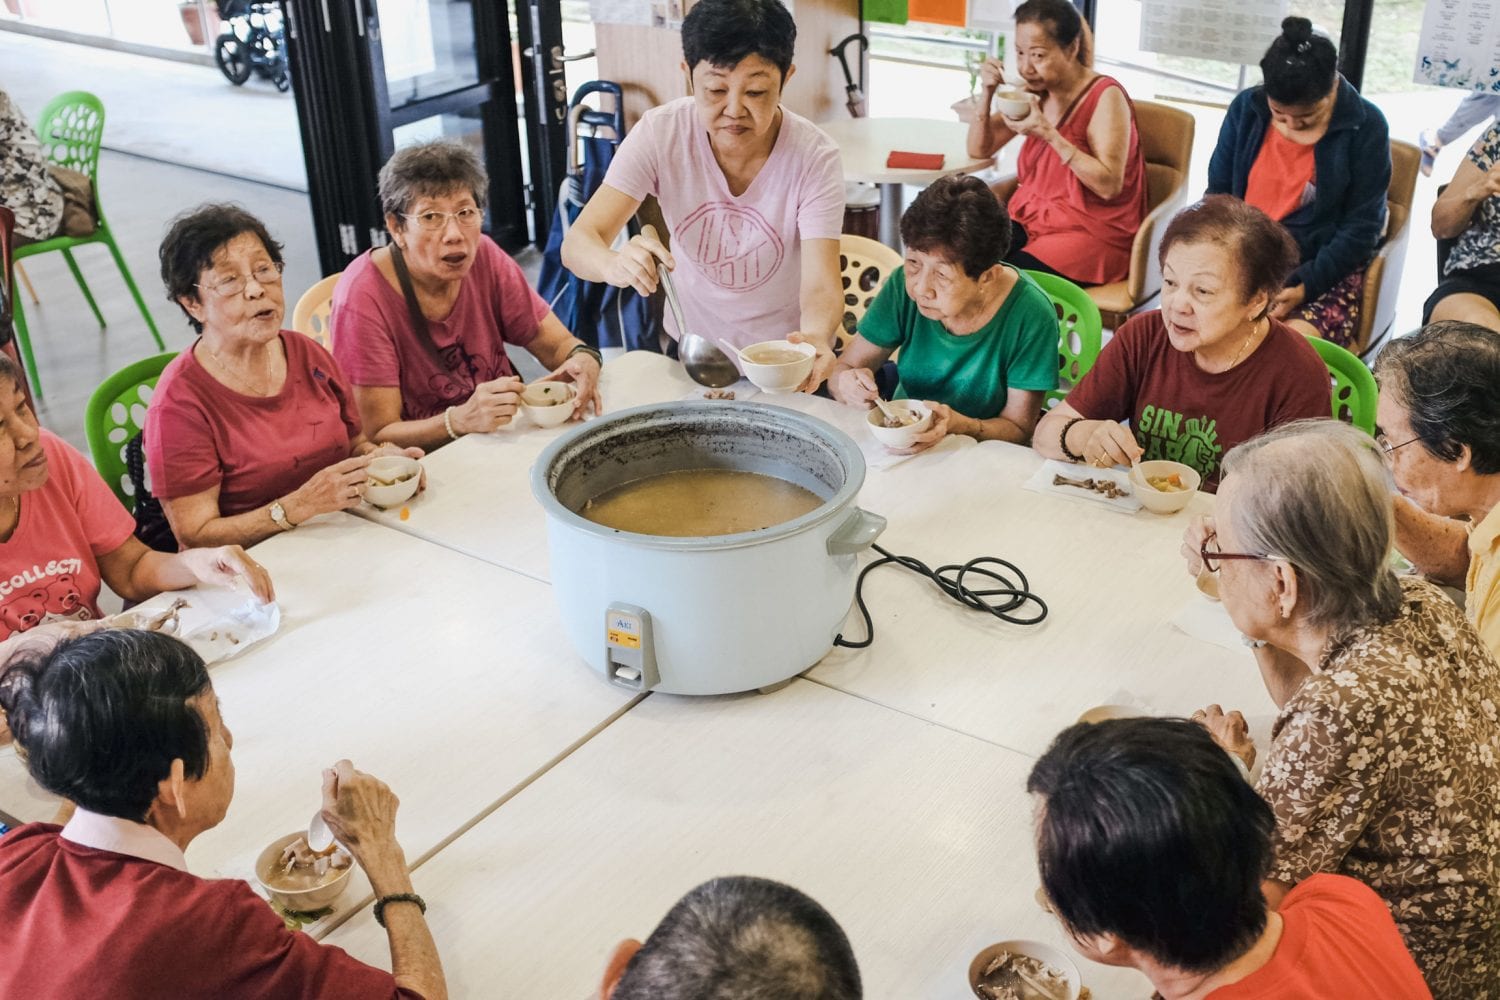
[1007,75,1148,285]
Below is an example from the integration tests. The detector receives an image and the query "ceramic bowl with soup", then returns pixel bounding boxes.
[364,455,422,509]
[1128,460,1200,515]
[738,340,816,394]
[522,382,578,428]
[994,88,1032,119]
[255,831,354,913]
[866,400,933,450]
[968,939,1082,1000]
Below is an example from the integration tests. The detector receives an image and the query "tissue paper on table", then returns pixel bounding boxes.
[109,578,280,664]
[1169,595,1244,654]
[1023,459,1143,513]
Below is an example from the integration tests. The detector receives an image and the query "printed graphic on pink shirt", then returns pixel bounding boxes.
[0,559,93,634]
[678,203,785,292]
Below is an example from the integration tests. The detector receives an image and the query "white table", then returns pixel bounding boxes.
[818,117,996,248]
[322,679,1154,998]
[0,515,639,927]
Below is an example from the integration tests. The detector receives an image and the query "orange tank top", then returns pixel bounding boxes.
[1244,124,1316,222]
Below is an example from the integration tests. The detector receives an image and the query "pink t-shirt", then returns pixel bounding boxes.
[144,332,362,517]
[330,237,547,421]
[602,97,845,351]
[0,430,134,638]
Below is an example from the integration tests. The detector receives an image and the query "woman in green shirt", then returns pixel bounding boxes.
[829,175,1059,453]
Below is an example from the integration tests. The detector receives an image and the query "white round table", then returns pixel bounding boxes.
[818,116,997,248]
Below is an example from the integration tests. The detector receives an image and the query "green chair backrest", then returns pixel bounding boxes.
[1305,335,1376,434]
[85,351,177,511]
[36,90,106,185]
[1024,270,1103,411]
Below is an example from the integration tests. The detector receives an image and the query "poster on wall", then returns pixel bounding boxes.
[1414,0,1500,91]
[1138,0,1286,67]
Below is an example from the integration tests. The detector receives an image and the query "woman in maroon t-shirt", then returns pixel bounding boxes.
[1034,196,1332,491]
[145,206,422,549]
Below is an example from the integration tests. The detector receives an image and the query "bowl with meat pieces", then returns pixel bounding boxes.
[866,400,933,450]
[969,939,1082,1000]
[364,455,422,509]
[1128,460,1200,515]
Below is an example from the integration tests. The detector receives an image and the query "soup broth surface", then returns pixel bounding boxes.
[581,469,823,536]
[745,347,805,366]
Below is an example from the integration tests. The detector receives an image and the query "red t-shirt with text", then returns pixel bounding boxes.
[1063,311,1330,490]
[0,430,133,638]
[144,332,362,517]
[1207,874,1431,999]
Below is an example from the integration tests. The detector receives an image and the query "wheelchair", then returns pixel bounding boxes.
[214,0,290,93]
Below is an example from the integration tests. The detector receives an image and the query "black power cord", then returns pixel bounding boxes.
[833,543,1048,649]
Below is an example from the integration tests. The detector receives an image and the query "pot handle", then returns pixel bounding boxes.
[826,508,887,555]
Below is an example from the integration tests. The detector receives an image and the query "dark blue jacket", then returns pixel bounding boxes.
[1207,77,1390,302]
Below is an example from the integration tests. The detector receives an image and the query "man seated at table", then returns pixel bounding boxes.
[597,875,861,999]
[1028,717,1431,999]
[0,629,448,1000]
[828,175,1058,452]
[1373,321,1500,659]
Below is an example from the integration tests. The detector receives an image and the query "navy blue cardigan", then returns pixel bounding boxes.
[1206,78,1390,303]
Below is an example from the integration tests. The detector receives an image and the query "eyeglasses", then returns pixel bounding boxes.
[195,261,284,298]
[1200,532,1279,573]
[1375,432,1422,458]
[402,207,484,231]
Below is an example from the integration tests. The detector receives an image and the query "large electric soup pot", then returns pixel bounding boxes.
[530,402,886,695]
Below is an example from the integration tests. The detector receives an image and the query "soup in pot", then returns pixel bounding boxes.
[744,346,806,366]
[581,469,823,536]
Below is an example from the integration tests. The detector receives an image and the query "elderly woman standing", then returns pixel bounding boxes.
[331,141,601,448]
[145,205,418,548]
[1372,321,1500,659]
[1182,419,1500,994]
[0,630,446,998]
[1207,18,1390,349]
[1034,196,1330,490]
[828,175,1058,451]
[966,0,1147,285]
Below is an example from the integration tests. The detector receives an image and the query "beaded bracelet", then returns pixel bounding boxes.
[443,406,459,441]
[1059,417,1087,463]
[374,892,427,928]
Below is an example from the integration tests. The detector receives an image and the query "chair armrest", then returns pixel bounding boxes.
[1129,181,1187,306]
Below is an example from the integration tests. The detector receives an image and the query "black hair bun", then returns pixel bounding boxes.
[1280,16,1313,45]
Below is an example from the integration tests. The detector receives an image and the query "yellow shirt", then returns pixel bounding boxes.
[1466,503,1500,658]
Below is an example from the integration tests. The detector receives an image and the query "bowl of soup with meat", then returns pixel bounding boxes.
[737,340,816,394]
[255,832,354,913]
[968,939,1081,1000]
[364,455,422,509]
[522,382,578,427]
[865,400,933,450]
[1128,460,1200,515]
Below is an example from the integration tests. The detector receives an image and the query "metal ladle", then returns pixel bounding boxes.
[640,224,738,388]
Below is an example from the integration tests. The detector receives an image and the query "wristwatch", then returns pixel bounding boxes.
[269,501,295,531]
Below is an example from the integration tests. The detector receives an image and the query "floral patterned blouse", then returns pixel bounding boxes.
[1257,576,1500,996]
[1447,123,1500,276]
[0,89,63,242]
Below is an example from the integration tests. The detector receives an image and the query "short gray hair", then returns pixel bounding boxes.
[377,140,488,220]
[1221,419,1402,631]
[612,876,861,1000]
[1373,321,1500,474]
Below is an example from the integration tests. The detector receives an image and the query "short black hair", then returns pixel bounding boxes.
[159,203,284,334]
[1014,0,1090,66]
[900,175,1011,280]
[0,630,212,822]
[1260,16,1338,106]
[612,876,862,1000]
[1374,321,1500,474]
[1159,195,1300,306]
[681,0,796,80]
[1027,718,1274,974]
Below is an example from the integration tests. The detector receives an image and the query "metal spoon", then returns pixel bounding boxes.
[640,224,738,388]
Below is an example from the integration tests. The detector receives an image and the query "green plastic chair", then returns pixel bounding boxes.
[1024,270,1103,411]
[13,91,166,399]
[1305,335,1377,435]
[85,351,176,511]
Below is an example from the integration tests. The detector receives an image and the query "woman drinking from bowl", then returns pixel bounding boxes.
[1033,196,1330,491]
[1206,18,1390,350]
[145,205,421,549]
[1179,420,1500,994]
[0,630,448,999]
[828,176,1058,452]
[965,0,1147,286]
[331,140,602,449]
[560,0,844,389]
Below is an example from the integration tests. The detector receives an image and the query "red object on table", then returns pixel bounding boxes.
[886,151,945,170]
